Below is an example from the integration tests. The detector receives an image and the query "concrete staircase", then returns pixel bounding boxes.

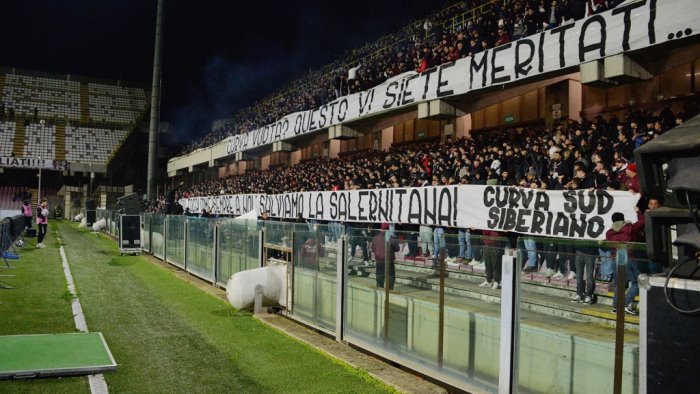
[80,83,90,122]
[54,123,66,161]
[12,121,26,157]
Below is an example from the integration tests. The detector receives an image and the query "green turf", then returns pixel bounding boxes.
[1,221,393,393]
[0,333,115,377]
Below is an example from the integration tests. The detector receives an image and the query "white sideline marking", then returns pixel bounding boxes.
[57,232,109,394]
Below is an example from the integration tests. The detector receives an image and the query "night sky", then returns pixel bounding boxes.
[1,0,444,144]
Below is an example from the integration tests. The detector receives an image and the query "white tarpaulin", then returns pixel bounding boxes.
[179,185,640,240]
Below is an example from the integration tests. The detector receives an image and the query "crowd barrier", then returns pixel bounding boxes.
[97,210,644,393]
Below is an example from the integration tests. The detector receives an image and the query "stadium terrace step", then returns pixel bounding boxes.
[349,259,638,329]
[12,121,26,157]
[80,83,90,122]
[55,123,66,160]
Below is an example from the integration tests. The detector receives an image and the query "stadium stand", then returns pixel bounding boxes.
[0,68,148,166]
[64,126,130,164]
[0,121,16,157]
[178,0,629,155]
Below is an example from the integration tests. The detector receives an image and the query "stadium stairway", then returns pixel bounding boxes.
[12,121,26,157]
[331,246,639,330]
[54,123,66,161]
[0,74,5,96]
[80,83,90,122]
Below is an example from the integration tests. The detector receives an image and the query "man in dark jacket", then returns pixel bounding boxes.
[371,223,400,289]
[606,210,644,315]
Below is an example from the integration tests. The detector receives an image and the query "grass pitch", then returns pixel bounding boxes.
[0,221,392,393]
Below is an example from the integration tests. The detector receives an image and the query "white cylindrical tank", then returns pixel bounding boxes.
[226,263,287,310]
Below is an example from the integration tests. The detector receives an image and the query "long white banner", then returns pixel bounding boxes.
[209,0,698,157]
[179,186,639,240]
[0,156,68,171]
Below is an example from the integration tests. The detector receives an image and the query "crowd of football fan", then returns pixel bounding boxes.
[168,0,690,314]
[180,0,627,155]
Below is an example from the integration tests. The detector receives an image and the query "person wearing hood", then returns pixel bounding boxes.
[606,210,644,315]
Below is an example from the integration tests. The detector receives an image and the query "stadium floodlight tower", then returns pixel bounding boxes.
[147,0,164,200]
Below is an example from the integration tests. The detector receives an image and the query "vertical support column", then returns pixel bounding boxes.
[335,235,346,342]
[183,217,188,270]
[613,246,628,394]
[499,251,521,394]
[213,221,219,285]
[438,239,446,368]
[163,215,168,263]
[258,228,265,268]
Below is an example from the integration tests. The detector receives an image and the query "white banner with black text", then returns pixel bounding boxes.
[179,185,640,240]
[209,0,698,157]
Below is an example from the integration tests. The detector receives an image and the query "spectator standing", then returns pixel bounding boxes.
[36,198,49,248]
[607,211,644,315]
[372,223,400,289]
[21,200,33,231]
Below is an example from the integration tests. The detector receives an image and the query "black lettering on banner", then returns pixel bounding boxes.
[579,15,607,62]
[491,43,512,84]
[551,24,576,68]
[534,191,549,210]
[569,214,587,238]
[495,187,508,208]
[359,89,375,115]
[378,190,391,222]
[401,75,418,105]
[328,101,338,123]
[423,188,436,224]
[531,210,545,234]
[384,82,398,108]
[515,209,530,231]
[329,192,338,219]
[421,68,438,100]
[612,0,646,50]
[315,194,324,218]
[294,114,304,135]
[337,193,347,220]
[470,51,488,89]
[553,213,569,236]
[368,191,377,221]
[337,99,348,122]
[538,32,546,73]
[597,190,614,214]
[438,187,453,225]
[515,39,535,79]
[407,189,422,224]
[577,191,596,214]
[358,191,368,221]
[487,207,500,228]
[648,0,657,45]
[347,192,356,220]
[318,105,328,128]
[587,216,605,238]
[503,208,517,230]
[310,109,319,131]
[395,189,406,220]
[483,186,495,207]
[507,187,521,208]
[563,190,577,213]
[437,61,455,97]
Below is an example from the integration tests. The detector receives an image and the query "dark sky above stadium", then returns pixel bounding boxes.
[1,0,443,143]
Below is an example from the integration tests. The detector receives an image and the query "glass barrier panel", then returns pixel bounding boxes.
[165,215,186,269]
[516,237,640,393]
[185,217,215,282]
[216,219,253,287]
[263,220,293,265]
[290,223,337,332]
[150,214,165,259]
[342,225,502,392]
[141,213,151,253]
[439,230,505,393]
